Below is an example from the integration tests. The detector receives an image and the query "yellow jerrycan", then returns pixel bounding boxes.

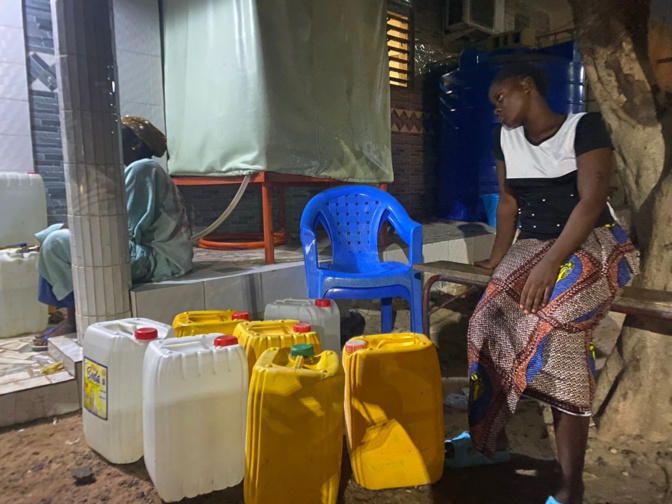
[171,310,250,337]
[343,333,444,490]
[245,344,344,504]
[233,320,321,378]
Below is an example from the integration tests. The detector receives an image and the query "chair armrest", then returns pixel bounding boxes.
[300,228,320,271]
[386,212,423,266]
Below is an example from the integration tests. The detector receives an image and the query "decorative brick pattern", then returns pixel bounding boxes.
[24,0,65,225]
[387,0,444,221]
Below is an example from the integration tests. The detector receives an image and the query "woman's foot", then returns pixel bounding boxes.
[444,431,510,468]
[31,319,77,350]
[552,481,584,504]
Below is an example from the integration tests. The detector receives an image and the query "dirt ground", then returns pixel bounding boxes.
[1,293,671,504]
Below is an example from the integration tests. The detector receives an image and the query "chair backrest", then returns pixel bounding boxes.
[300,185,407,269]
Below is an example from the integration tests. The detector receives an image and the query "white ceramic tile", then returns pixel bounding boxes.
[133,282,206,325]
[0,62,29,101]
[422,241,448,263]
[147,55,164,105]
[0,134,34,173]
[113,0,162,57]
[0,376,50,395]
[13,380,80,425]
[0,0,24,29]
[0,340,29,351]
[260,265,307,308]
[203,273,264,314]
[0,25,27,64]
[381,244,409,263]
[0,97,31,136]
[116,50,152,105]
[46,370,74,384]
[0,371,31,386]
[119,99,152,123]
[473,233,496,262]
[447,237,475,264]
[151,103,166,131]
[61,112,85,164]
[47,336,82,377]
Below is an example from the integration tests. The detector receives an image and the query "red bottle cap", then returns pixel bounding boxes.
[345,339,368,353]
[314,299,332,308]
[293,323,312,333]
[214,335,238,347]
[135,327,158,341]
[232,311,250,321]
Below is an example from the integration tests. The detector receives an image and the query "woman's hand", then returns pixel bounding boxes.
[475,258,499,270]
[520,258,561,314]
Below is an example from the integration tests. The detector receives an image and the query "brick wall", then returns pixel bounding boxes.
[179,184,324,236]
[24,0,66,225]
[387,0,445,221]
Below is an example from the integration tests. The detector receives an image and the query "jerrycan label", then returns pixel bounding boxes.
[83,358,108,420]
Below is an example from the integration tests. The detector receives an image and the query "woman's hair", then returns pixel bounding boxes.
[492,62,547,98]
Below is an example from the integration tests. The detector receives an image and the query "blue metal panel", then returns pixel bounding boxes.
[438,42,586,224]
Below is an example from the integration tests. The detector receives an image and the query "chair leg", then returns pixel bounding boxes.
[381,297,393,333]
[410,294,424,334]
[410,274,424,335]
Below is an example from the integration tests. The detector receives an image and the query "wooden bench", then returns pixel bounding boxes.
[417,260,672,335]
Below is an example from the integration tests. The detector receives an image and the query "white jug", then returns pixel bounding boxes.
[143,334,248,502]
[82,318,175,464]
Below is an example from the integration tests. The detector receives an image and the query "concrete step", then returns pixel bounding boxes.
[47,334,83,389]
[0,334,80,428]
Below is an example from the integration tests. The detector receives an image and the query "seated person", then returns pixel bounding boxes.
[32,116,193,348]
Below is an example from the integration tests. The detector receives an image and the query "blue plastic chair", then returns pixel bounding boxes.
[300,185,423,334]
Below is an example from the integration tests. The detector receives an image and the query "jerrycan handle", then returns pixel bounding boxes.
[290,343,315,369]
[374,335,420,350]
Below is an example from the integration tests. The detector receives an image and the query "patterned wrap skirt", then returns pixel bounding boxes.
[467,224,639,455]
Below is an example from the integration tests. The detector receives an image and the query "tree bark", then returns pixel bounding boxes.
[569,0,672,443]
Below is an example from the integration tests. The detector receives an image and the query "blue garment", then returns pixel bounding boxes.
[36,159,193,302]
[38,276,75,308]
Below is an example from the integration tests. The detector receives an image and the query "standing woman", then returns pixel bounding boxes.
[445,63,639,504]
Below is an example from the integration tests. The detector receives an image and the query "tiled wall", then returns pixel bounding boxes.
[387,0,445,221]
[22,0,166,224]
[0,0,34,174]
[112,0,166,166]
[23,0,64,223]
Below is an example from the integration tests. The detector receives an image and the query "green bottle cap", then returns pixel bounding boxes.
[290,343,315,358]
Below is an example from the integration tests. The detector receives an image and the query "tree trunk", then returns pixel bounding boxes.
[569,0,672,443]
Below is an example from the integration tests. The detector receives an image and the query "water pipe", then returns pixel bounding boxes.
[190,174,253,245]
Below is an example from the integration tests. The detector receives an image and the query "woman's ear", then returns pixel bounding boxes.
[521,76,535,95]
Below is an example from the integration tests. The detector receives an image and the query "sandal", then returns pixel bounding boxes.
[31,327,58,352]
[445,431,510,468]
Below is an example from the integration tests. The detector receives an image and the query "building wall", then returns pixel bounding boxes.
[112,0,166,166]
[505,0,551,35]
[1,0,34,174]
[24,0,549,232]
[23,0,64,224]
[387,0,445,221]
[180,0,448,237]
